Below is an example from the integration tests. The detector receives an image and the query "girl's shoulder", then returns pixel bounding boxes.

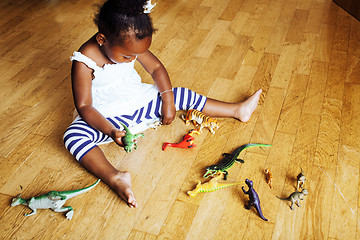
[77,36,111,68]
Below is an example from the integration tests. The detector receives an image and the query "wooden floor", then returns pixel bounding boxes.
[0,0,360,239]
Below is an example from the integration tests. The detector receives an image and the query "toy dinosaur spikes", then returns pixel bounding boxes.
[11,179,100,220]
[187,174,242,197]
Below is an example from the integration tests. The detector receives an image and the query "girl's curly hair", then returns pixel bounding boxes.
[94,0,155,46]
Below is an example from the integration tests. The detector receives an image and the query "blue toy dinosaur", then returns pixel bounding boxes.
[242,179,268,221]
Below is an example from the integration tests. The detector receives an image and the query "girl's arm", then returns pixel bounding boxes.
[137,50,176,125]
[71,60,125,146]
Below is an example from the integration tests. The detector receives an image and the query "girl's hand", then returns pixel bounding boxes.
[161,97,176,125]
[110,129,126,147]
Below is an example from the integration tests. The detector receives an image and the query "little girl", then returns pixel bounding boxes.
[64,0,262,208]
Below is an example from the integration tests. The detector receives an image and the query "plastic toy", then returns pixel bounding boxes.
[242,179,268,221]
[118,121,144,152]
[187,173,242,197]
[148,120,162,129]
[181,109,219,134]
[296,168,306,190]
[162,129,199,151]
[277,189,308,210]
[11,179,100,220]
[204,143,272,180]
[264,168,273,189]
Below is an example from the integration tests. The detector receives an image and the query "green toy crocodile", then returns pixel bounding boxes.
[118,121,144,152]
[204,143,272,180]
[11,179,100,220]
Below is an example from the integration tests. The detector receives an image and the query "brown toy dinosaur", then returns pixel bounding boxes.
[264,168,273,189]
[296,168,306,190]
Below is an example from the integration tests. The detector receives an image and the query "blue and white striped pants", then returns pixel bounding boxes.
[63,87,207,162]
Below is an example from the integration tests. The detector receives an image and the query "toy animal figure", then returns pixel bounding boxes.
[296,168,306,190]
[148,120,162,129]
[204,143,272,180]
[264,168,273,189]
[162,129,200,151]
[11,179,100,220]
[242,179,268,221]
[277,189,308,210]
[118,121,144,152]
[181,109,219,134]
[187,173,242,197]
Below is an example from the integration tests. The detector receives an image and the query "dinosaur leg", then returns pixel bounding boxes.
[290,201,294,210]
[223,171,229,180]
[53,206,74,220]
[134,133,144,139]
[244,201,253,210]
[209,127,215,134]
[25,208,37,217]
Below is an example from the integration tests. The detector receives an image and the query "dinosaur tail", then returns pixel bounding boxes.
[118,121,130,132]
[216,182,242,190]
[233,143,272,159]
[204,182,243,193]
[60,179,101,200]
[254,204,268,221]
[276,196,289,201]
[241,143,272,151]
[162,143,174,151]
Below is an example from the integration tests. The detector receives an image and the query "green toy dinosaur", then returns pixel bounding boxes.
[204,143,272,180]
[118,121,144,152]
[11,179,100,220]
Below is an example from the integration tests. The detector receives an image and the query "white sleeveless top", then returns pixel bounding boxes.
[70,51,159,117]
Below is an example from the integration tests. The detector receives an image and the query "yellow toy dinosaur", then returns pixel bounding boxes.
[187,174,242,197]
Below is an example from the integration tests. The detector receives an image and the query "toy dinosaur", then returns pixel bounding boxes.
[242,179,268,221]
[11,179,100,220]
[296,168,306,190]
[264,168,273,189]
[162,129,200,151]
[118,121,144,152]
[148,121,162,129]
[187,173,242,197]
[181,109,219,134]
[204,143,272,180]
[277,189,308,210]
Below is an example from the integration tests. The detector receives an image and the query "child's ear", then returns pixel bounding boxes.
[96,33,107,46]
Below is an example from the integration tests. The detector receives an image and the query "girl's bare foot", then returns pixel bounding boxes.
[236,89,262,122]
[112,171,138,208]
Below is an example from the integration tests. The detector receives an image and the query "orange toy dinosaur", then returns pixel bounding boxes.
[162,129,200,151]
[264,168,273,189]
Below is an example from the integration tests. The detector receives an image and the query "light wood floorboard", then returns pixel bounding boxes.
[0,0,360,239]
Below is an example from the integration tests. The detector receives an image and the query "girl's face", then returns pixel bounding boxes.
[99,34,152,64]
